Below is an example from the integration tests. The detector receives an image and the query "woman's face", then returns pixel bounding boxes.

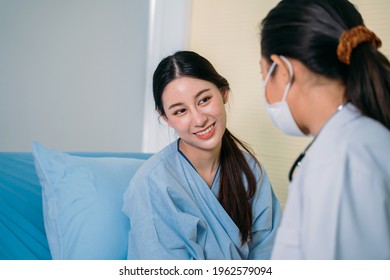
[161,76,228,154]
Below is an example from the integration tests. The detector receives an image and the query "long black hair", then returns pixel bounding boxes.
[261,0,390,129]
[153,50,261,244]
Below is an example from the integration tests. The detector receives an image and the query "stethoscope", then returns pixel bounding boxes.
[288,102,348,182]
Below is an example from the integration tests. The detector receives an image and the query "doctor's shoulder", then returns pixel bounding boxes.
[336,115,390,168]
[340,115,390,149]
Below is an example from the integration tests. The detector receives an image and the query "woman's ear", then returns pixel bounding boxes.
[270,54,293,85]
[158,110,173,128]
[222,88,230,104]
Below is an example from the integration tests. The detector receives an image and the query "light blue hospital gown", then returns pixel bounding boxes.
[122,140,281,260]
[272,103,390,259]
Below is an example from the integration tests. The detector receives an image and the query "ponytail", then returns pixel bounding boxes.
[337,25,390,130]
[219,129,261,245]
[345,44,390,129]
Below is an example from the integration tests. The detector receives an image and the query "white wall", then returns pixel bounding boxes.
[0,0,148,151]
[0,0,192,152]
[0,0,149,152]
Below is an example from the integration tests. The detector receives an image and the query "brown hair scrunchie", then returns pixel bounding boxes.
[337,25,382,65]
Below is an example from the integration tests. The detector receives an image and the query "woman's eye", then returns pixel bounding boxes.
[199,96,211,105]
[174,108,186,115]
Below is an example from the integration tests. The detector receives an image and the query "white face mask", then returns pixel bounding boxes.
[262,55,305,137]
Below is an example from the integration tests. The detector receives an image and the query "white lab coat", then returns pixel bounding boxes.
[272,103,390,259]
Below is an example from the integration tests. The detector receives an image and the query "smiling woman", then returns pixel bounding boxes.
[161,77,228,162]
[122,50,282,260]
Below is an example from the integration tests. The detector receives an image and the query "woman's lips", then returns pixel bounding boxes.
[194,123,216,139]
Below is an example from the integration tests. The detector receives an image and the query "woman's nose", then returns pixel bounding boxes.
[193,109,208,127]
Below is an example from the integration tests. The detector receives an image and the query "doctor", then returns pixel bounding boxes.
[123,50,281,259]
[260,0,390,259]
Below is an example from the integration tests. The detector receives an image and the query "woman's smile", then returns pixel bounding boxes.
[194,123,216,139]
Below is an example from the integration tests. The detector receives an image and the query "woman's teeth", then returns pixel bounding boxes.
[196,124,213,136]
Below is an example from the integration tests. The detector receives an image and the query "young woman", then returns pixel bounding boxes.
[260,0,390,259]
[123,51,281,259]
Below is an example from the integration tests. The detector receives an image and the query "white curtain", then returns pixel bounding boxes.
[142,0,193,153]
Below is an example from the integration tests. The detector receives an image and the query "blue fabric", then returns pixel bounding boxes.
[123,140,282,260]
[0,145,151,260]
[0,152,51,260]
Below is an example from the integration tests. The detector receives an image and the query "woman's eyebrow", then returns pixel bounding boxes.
[168,102,184,110]
[195,88,211,99]
[167,88,211,110]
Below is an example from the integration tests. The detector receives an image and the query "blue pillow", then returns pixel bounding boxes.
[32,142,145,259]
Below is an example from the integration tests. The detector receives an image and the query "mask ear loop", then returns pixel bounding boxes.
[263,61,277,84]
[279,55,294,102]
[262,61,277,104]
